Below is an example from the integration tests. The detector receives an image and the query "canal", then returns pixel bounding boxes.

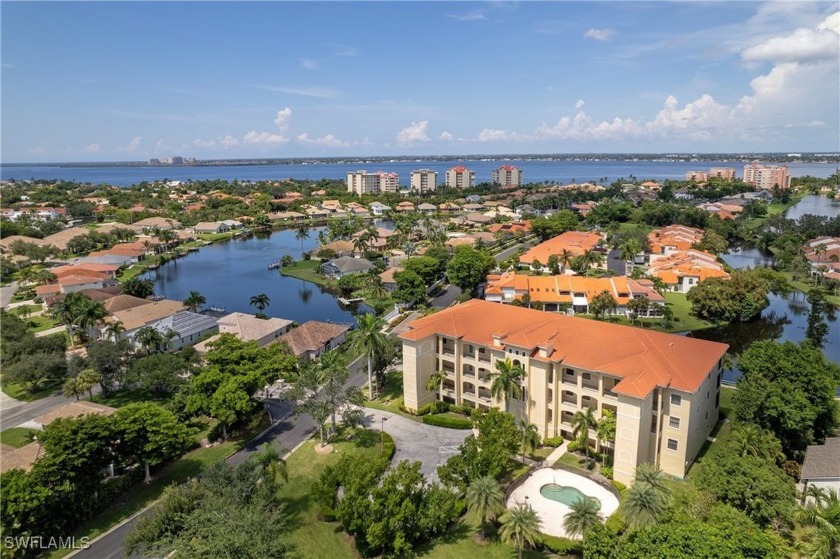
[143,227,367,326]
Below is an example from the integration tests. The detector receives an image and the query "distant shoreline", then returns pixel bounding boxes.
[3,151,840,168]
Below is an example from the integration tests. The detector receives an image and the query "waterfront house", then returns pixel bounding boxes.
[378,267,404,292]
[133,217,182,230]
[193,221,230,234]
[318,240,356,257]
[268,211,306,222]
[321,256,375,278]
[395,201,415,213]
[369,202,391,216]
[647,249,730,292]
[647,225,705,255]
[221,219,243,230]
[277,321,351,360]
[141,311,219,351]
[192,312,293,355]
[398,299,728,485]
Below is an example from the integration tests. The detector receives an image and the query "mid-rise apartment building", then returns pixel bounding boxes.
[399,300,728,485]
[346,170,400,195]
[410,169,438,193]
[445,165,476,189]
[743,162,791,190]
[492,164,522,188]
[684,167,736,182]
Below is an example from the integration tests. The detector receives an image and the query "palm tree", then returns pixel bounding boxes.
[466,476,505,540]
[563,497,603,538]
[295,224,310,255]
[558,248,575,273]
[633,462,671,501]
[76,369,101,400]
[353,234,368,256]
[103,321,126,342]
[622,482,666,529]
[499,504,541,559]
[518,419,540,461]
[54,292,89,346]
[252,442,288,487]
[730,423,783,463]
[578,249,605,273]
[795,489,840,559]
[250,293,270,315]
[62,377,84,401]
[366,275,388,300]
[571,407,598,467]
[183,290,206,313]
[426,370,447,402]
[485,358,525,412]
[75,299,107,341]
[596,409,616,453]
[161,328,180,352]
[347,313,388,399]
[135,326,164,353]
[619,238,642,264]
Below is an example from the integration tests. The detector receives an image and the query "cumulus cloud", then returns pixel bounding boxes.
[583,28,615,41]
[477,128,510,142]
[192,135,240,149]
[82,143,101,153]
[301,59,318,70]
[274,107,292,130]
[117,136,142,153]
[575,99,585,110]
[439,131,454,141]
[243,131,288,145]
[297,133,349,147]
[330,43,359,57]
[396,120,430,144]
[742,12,840,63]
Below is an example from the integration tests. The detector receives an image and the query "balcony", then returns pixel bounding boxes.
[561,374,577,386]
[441,347,455,357]
[462,365,476,378]
[561,392,577,406]
[462,383,476,396]
[477,350,491,363]
[581,379,599,392]
[603,388,618,400]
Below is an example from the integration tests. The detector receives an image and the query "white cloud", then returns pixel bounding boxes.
[575,99,585,110]
[301,59,318,70]
[742,12,840,63]
[329,43,358,57]
[257,85,342,99]
[477,128,509,142]
[447,11,486,21]
[439,131,454,141]
[1,63,13,69]
[583,28,615,41]
[243,131,288,145]
[396,120,430,144]
[274,107,292,130]
[122,136,142,153]
[296,133,349,147]
[82,143,101,153]
[191,135,239,149]
[219,135,239,148]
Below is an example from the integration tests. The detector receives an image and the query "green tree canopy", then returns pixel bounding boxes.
[446,245,495,296]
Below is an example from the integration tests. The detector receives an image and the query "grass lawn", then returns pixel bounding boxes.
[555,452,596,472]
[0,427,37,448]
[91,388,175,408]
[525,446,555,462]
[364,369,420,422]
[280,259,337,288]
[197,231,238,242]
[0,380,58,402]
[45,414,270,559]
[662,291,714,332]
[26,314,63,333]
[780,272,840,307]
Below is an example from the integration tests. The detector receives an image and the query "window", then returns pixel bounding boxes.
[715,392,720,409]
[667,439,679,451]
[583,372,591,380]
[650,416,657,433]
[670,393,682,406]
[669,417,680,429]
[707,390,710,400]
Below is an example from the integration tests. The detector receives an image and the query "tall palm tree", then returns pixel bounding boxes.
[183,290,206,313]
[619,238,642,263]
[485,358,525,412]
[135,326,164,353]
[558,248,575,273]
[466,476,505,540]
[347,313,388,399]
[295,224,310,256]
[578,249,605,273]
[622,482,666,529]
[252,442,288,487]
[633,462,671,501]
[518,419,541,461]
[353,234,368,256]
[319,349,350,432]
[563,497,603,538]
[730,423,783,463]
[76,368,101,400]
[795,489,840,559]
[499,504,541,559]
[103,321,126,342]
[75,300,107,343]
[250,293,270,315]
[54,292,89,346]
[366,275,388,300]
[426,370,447,402]
[596,409,616,453]
[571,407,598,467]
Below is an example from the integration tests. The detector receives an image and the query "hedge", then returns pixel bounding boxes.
[421,414,473,430]
[540,534,584,556]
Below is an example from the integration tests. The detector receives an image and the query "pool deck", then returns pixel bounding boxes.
[506,468,620,539]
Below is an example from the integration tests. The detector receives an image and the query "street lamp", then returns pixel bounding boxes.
[380,417,388,454]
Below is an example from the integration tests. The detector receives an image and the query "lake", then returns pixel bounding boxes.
[143,227,366,326]
[2,160,837,187]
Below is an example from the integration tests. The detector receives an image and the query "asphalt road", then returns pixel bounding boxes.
[70,360,369,559]
[0,281,19,309]
[429,284,462,309]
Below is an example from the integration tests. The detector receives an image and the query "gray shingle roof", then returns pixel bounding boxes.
[801,437,840,480]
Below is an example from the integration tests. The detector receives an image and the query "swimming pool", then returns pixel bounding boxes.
[539,483,601,508]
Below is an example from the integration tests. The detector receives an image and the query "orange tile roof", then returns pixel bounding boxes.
[519,231,602,266]
[52,263,119,277]
[399,299,727,398]
[647,225,704,254]
[485,272,637,305]
[648,249,730,285]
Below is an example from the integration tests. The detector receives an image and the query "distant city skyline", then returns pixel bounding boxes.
[2,1,838,163]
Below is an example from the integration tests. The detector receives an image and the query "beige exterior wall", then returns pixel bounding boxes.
[402,334,722,486]
[410,170,438,193]
[378,173,400,193]
[346,171,381,195]
[492,167,522,187]
[744,164,790,190]
[445,168,476,189]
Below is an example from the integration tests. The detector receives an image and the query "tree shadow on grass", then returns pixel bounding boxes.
[352,428,377,448]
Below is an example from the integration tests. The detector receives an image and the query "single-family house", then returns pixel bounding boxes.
[277,321,351,360]
[378,267,404,292]
[417,203,437,214]
[193,312,293,355]
[133,217,182,230]
[369,202,391,216]
[321,256,375,278]
[800,438,840,497]
[519,231,604,270]
[193,221,230,234]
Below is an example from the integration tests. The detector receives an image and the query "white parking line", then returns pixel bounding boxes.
[439,446,459,454]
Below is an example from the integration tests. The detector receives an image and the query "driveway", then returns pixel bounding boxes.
[0,281,19,308]
[361,408,471,481]
[429,284,462,309]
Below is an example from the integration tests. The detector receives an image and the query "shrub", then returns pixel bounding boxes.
[567,440,582,453]
[416,403,436,416]
[611,480,627,494]
[605,511,626,533]
[449,403,474,416]
[317,248,337,259]
[600,466,614,479]
[421,414,473,430]
[544,436,564,447]
[782,460,801,480]
[540,535,583,556]
[398,404,417,415]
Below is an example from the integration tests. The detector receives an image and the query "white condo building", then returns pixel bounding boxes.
[492,164,522,188]
[347,170,400,195]
[445,165,476,189]
[410,169,438,193]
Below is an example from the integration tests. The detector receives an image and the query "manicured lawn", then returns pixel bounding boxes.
[280,259,337,287]
[26,314,63,333]
[276,429,393,559]
[780,272,840,307]
[0,427,37,448]
[45,414,270,559]
[662,291,714,332]
[525,446,555,462]
[197,231,238,242]
[364,369,419,421]
[555,452,595,472]
[91,388,175,408]
[1,380,58,402]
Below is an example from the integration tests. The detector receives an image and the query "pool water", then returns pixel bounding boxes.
[539,484,601,508]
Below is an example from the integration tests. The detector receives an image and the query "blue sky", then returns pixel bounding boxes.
[2,1,838,162]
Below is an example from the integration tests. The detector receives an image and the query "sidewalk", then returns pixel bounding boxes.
[545,442,568,466]
[35,325,66,338]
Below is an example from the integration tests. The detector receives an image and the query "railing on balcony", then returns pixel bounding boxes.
[463,384,476,395]
[561,374,577,386]
[463,366,476,378]
[603,388,618,400]
[441,347,455,357]
[478,350,491,363]
[582,379,599,391]
[562,393,577,405]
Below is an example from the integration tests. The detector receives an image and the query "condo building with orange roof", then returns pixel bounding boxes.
[647,249,730,292]
[646,224,704,255]
[518,231,604,271]
[399,299,728,485]
[492,164,522,188]
[445,165,476,189]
